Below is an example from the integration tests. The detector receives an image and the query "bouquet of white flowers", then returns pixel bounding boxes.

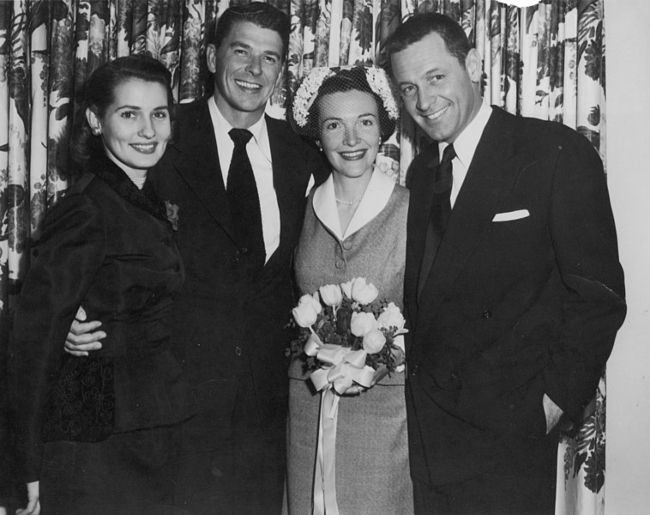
[290,277,407,394]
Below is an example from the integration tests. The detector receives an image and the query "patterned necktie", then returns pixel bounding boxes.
[417,144,456,299]
[227,128,265,268]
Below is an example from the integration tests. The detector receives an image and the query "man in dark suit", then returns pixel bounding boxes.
[386,13,626,514]
[66,3,327,514]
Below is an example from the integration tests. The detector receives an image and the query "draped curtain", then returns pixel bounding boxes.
[0,1,607,513]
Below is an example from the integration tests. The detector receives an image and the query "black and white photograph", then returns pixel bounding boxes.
[0,0,647,514]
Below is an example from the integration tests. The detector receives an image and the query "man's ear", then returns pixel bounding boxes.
[206,44,217,74]
[85,108,101,135]
[465,48,482,83]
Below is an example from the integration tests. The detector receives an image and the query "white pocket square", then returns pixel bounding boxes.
[492,209,530,222]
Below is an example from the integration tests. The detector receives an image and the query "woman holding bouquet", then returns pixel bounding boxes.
[9,55,194,514]
[286,66,413,514]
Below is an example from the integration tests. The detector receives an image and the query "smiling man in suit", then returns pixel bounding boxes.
[65,3,327,514]
[386,13,626,514]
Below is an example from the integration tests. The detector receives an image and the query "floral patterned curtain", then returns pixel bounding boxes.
[0,1,607,513]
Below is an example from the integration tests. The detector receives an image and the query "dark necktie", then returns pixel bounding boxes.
[227,128,265,269]
[417,144,456,300]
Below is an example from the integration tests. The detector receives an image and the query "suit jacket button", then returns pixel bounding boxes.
[335,259,345,269]
[241,247,249,255]
[235,346,242,356]
[233,251,241,264]
[481,310,492,319]
[411,364,419,376]
[450,372,461,387]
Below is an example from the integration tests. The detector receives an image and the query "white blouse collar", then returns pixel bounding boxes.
[312,169,396,241]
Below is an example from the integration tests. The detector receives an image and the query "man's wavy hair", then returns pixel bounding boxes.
[384,12,471,72]
[207,2,290,58]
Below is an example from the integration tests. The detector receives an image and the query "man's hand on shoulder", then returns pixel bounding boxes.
[64,306,106,357]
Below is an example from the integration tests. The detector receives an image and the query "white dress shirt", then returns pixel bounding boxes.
[438,102,493,208]
[208,96,280,262]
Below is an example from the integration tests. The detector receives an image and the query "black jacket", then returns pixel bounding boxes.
[404,107,626,484]
[151,98,329,439]
[9,156,194,482]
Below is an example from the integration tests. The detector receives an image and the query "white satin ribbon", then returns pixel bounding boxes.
[313,389,340,515]
[305,334,375,514]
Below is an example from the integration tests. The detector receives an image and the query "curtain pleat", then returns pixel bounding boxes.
[29,1,49,240]
[0,1,608,513]
[0,3,11,316]
[6,1,30,296]
[47,0,74,208]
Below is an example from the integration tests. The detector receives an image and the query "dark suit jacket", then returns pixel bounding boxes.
[404,107,626,485]
[152,99,328,437]
[9,156,193,482]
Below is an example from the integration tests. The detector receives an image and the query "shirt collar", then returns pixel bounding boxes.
[438,102,492,168]
[312,169,396,241]
[209,96,272,161]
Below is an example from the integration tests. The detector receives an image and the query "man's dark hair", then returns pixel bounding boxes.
[208,2,290,59]
[385,13,471,68]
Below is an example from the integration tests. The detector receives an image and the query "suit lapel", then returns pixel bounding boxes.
[266,117,305,265]
[416,109,524,329]
[404,144,440,330]
[169,99,236,241]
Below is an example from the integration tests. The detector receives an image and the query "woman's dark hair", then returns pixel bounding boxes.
[384,13,471,70]
[68,54,174,178]
[294,67,396,143]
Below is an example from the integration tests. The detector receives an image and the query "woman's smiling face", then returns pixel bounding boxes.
[87,78,171,174]
[318,89,381,182]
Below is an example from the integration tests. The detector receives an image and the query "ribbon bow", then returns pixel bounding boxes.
[304,333,375,395]
[304,332,377,515]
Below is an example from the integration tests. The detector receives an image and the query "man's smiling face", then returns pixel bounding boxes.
[390,31,482,143]
[207,20,284,128]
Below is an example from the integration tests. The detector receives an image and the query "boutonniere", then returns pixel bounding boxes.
[164,200,180,231]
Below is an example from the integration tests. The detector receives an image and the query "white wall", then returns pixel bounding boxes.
[604,1,650,513]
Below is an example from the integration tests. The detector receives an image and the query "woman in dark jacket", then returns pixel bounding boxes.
[9,55,194,515]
